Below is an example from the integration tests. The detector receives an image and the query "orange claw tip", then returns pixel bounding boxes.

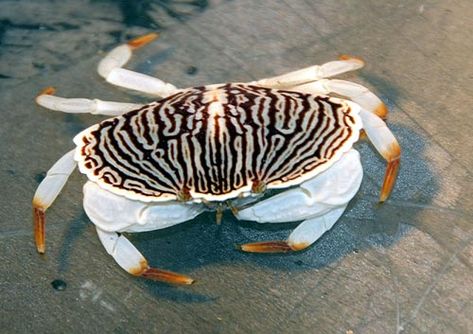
[141,267,195,285]
[127,33,159,49]
[338,54,365,66]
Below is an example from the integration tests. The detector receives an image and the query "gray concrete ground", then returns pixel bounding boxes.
[1,0,473,333]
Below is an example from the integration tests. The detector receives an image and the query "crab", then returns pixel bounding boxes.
[33,33,400,285]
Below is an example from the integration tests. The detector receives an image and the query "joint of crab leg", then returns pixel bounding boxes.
[358,109,401,201]
[38,86,56,96]
[338,54,365,67]
[35,88,143,115]
[97,33,178,97]
[129,258,195,285]
[239,241,306,253]
[254,55,365,89]
[375,103,389,120]
[35,86,57,106]
[98,33,159,79]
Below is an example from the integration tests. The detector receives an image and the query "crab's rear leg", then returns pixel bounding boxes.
[33,150,77,253]
[253,55,364,89]
[98,33,177,97]
[36,87,143,116]
[359,109,401,202]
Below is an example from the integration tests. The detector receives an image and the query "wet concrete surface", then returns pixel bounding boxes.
[1,0,473,333]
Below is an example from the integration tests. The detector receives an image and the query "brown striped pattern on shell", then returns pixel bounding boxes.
[74,83,361,202]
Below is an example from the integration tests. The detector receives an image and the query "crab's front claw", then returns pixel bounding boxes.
[238,240,307,253]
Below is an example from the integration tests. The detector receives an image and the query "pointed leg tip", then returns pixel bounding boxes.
[184,278,196,285]
[140,267,195,285]
[127,33,159,49]
[33,205,46,254]
[239,241,294,253]
[36,245,46,254]
[379,156,400,202]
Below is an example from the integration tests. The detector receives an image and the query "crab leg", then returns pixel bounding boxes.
[95,228,194,285]
[97,33,177,97]
[33,149,77,253]
[236,150,363,253]
[36,87,143,116]
[289,79,389,119]
[359,109,401,202]
[240,206,347,252]
[252,55,364,89]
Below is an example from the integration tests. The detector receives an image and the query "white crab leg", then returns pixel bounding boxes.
[97,33,177,98]
[36,87,142,116]
[290,79,388,119]
[241,205,347,252]
[236,150,362,223]
[33,149,77,253]
[359,109,401,202]
[237,150,363,252]
[287,206,346,250]
[82,181,205,233]
[252,55,364,89]
[96,227,194,285]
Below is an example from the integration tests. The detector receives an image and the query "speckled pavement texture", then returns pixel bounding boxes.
[1,1,472,333]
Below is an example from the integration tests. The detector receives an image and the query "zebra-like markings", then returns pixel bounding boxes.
[74,83,362,203]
